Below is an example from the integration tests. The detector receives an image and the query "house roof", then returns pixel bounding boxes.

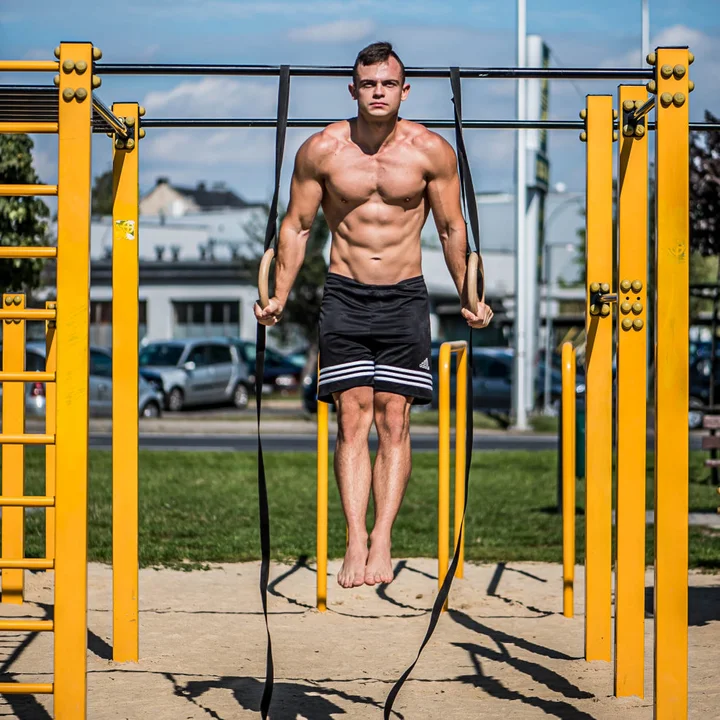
[152,177,264,211]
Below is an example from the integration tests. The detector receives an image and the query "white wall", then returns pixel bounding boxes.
[90,284,259,342]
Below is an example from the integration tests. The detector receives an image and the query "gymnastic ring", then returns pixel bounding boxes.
[466,251,481,309]
[258,247,275,309]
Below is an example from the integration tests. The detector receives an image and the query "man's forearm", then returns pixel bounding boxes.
[272,221,310,306]
[440,223,470,301]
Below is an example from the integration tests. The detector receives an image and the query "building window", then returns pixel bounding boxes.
[172,300,240,339]
[90,300,147,347]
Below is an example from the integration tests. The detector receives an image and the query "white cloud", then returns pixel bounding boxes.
[288,19,376,44]
[142,78,277,117]
[30,147,56,185]
[143,128,274,165]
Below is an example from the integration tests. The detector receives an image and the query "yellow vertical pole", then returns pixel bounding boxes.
[453,345,467,580]
[654,47,690,720]
[316,374,329,612]
[1,293,26,603]
[438,343,451,607]
[112,102,140,663]
[614,84,649,699]
[561,342,576,619]
[45,301,57,565]
[54,40,93,719]
[583,94,614,663]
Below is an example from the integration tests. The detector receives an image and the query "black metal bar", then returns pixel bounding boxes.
[95,63,654,81]
[138,117,720,132]
[139,117,590,130]
[91,94,128,138]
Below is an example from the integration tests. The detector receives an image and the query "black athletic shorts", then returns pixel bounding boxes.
[317,272,433,405]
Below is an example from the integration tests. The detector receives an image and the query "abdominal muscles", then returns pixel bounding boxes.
[325,195,429,285]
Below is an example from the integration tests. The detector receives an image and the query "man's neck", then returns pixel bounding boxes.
[352,113,400,154]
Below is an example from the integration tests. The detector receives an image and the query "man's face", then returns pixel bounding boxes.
[349,57,410,120]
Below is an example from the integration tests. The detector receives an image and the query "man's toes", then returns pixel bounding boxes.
[364,572,376,586]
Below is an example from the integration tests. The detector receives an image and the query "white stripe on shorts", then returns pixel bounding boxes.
[318,369,375,387]
[374,374,434,392]
[319,362,374,382]
[375,364,432,380]
[374,370,433,389]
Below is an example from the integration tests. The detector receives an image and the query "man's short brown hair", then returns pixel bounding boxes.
[352,42,406,85]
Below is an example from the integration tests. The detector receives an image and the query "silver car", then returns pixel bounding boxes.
[0,342,164,419]
[138,338,250,411]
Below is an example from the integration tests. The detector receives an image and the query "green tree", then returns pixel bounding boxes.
[91,168,114,216]
[0,135,52,292]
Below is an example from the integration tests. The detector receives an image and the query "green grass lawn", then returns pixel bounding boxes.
[13,448,720,571]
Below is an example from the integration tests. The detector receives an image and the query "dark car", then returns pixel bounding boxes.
[428,346,585,420]
[232,340,304,394]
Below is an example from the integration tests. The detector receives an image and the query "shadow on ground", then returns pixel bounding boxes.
[164,673,399,720]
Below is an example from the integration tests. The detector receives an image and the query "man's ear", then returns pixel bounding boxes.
[401,82,411,102]
[348,83,358,100]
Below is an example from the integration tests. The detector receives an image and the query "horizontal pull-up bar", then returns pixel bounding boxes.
[140,117,720,132]
[95,63,654,81]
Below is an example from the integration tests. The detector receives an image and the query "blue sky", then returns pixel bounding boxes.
[2,0,719,206]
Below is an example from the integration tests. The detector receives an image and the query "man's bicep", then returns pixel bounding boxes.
[285,139,325,230]
[426,144,464,230]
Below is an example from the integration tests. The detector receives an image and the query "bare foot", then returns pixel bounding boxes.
[364,537,394,586]
[337,540,368,588]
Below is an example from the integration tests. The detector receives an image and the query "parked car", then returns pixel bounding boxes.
[232,340,304,395]
[139,338,250,411]
[301,346,586,418]
[0,342,163,419]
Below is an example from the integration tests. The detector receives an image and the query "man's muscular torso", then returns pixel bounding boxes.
[304,118,447,285]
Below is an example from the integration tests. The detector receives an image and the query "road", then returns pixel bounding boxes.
[88,431,702,452]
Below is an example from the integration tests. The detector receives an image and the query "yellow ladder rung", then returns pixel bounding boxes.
[0,309,56,321]
[0,247,57,259]
[0,185,57,197]
[0,620,53,632]
[0,497,54,507]
[0,559,54,570]
[0,123,58,134]
[0,60,58,72]
[0,434,54,446]
[0,683,53,694]
[0,372,55,383]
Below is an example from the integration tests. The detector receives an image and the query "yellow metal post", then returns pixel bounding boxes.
[45,302,57,565]
[54,40,93,719]
[561,342,576,619]
[112,102,140,663]
[614,85,649,698]
[583,94,614,663]
[1,293,26,604]
[453,344,467,580]
[437,343,451,604]
[317,395,329,612]
[654,47,690,720]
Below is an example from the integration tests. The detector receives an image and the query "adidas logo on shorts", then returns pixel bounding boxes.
[419,358,430,370]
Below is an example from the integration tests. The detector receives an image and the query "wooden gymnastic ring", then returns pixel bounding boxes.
[466,251,480,309]
[258,248,275,308]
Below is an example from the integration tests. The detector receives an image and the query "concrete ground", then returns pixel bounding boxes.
[0,560,718,719]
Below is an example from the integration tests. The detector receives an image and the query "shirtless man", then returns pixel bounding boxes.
[254,42,493,588]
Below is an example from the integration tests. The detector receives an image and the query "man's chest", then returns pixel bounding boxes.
[323,148,427,204]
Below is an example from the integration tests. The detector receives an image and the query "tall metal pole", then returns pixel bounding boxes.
[641,0,650,64]
[543,243,554,412]
[513,0,529,430]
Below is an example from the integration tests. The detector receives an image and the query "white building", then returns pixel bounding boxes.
[37,185,586,352]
